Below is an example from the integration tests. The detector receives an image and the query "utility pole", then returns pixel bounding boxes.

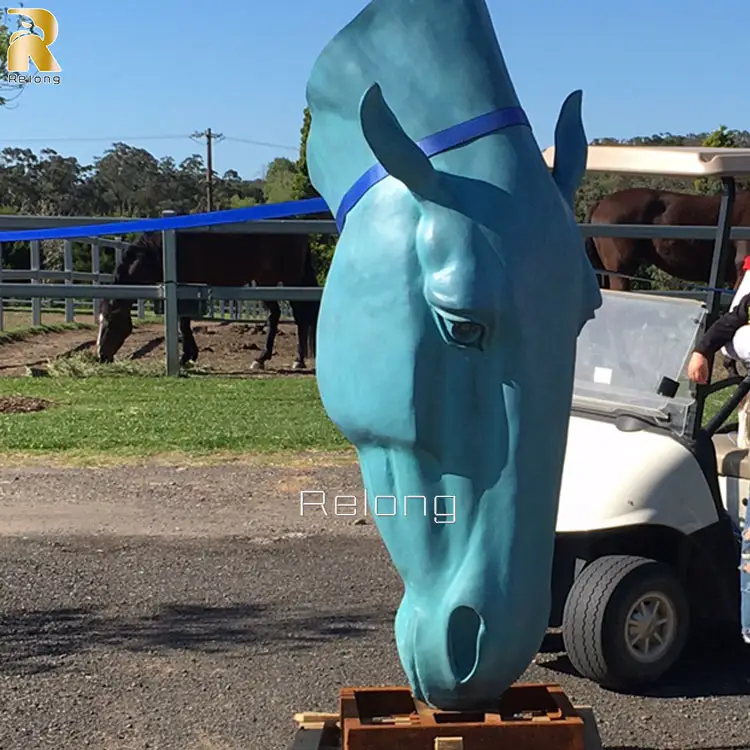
[191,128,224,211]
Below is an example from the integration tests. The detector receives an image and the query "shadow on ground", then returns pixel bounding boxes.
[0,603,393,676]
[539,631,750,699]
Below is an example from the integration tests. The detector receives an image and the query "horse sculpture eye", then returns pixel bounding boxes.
[450,321,483,345]
[433,311,485,350]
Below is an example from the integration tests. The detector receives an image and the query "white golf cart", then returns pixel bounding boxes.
[542,145,750,691]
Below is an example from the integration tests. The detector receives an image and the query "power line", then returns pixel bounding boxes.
[223,136,298,151]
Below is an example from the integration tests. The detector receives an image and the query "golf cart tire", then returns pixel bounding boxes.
[561,554,689,689]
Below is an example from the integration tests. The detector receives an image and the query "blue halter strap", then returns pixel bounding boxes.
[335,105,531,231]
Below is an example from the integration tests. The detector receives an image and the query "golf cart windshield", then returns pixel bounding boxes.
[573,290,707,433]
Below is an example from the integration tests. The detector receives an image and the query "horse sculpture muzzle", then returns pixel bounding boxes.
[305,0,602,710]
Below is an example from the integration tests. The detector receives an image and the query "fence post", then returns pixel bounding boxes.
[90,241,100,320]
[30,240,41,327]
[161,211,180,376]
[63,240,74,322]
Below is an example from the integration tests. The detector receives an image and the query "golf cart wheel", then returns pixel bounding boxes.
[562,555,689,689]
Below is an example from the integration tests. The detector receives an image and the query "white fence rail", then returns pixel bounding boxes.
[1,212,750,375]
[0,234,148,328]
[0,220,287,330]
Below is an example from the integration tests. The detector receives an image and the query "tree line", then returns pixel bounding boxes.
[0,106,333,279]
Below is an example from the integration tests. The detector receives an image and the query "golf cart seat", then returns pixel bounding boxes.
[712,433,750,479]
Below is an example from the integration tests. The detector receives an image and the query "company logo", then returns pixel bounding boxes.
[6,8,61,84]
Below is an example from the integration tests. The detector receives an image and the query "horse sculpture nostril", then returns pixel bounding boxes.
[447,605,483,684]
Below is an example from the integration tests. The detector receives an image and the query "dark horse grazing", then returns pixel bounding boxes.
[96,231,319,370]
[585,188,750,378]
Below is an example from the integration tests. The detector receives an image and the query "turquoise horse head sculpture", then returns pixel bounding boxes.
[305,0,602,710]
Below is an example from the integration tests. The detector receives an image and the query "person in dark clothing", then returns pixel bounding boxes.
[686,263,750,646]
[687,291,750,384]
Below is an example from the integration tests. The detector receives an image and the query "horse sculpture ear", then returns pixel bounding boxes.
[359,82,437,198]
[551,90,588,209]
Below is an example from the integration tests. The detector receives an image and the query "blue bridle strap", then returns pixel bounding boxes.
[335,105,531,231]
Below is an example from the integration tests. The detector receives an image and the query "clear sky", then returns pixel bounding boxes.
[4,0,748,181]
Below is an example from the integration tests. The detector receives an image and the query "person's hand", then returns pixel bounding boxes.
[687,351,709,384]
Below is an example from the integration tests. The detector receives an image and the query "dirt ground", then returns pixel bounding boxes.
[0,316,736,383]
[0,320,314,377]
[0,461,747,750]
[0,395,52,413]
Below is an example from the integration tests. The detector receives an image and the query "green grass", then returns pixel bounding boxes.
[704,390,740,428]
[44,351,164,378]
[0,369,350,462]
[704,393,723,424]
[0,342,738,466]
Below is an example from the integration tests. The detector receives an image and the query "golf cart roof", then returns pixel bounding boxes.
[542,145,750,178]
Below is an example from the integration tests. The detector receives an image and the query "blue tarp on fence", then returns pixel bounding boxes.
[0,197,330,243]
[0,199,739,297]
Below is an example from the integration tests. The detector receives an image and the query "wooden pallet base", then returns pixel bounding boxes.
[291,683,603,750]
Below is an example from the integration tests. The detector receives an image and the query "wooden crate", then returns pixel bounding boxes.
[290,683,602,750]
[339,683,585,750]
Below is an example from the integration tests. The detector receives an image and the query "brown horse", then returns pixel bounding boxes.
[584,188,750,292]
[585,188,750,377]
[96,230,319,370]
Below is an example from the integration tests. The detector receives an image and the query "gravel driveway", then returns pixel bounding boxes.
[0,459,747,750]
